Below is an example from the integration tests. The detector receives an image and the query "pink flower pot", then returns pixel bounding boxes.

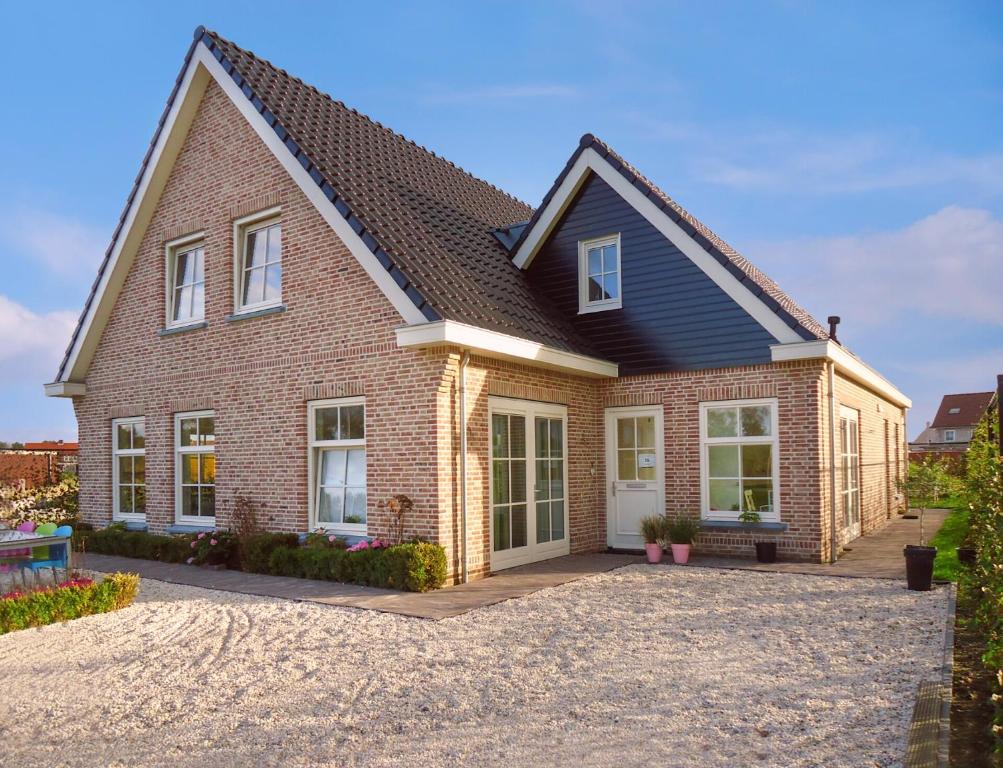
[644,543,664,564]
[670,543,691,564]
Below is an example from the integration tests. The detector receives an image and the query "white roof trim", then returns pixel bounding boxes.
[511,147,803,345]
[48,44,427,394]
[396,320,619,378]
[43,381,87,398]
[771,340,912,408]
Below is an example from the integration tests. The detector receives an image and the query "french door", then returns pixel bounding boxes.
[606,406,664,549]
[839,405,861,543]
[489,398,570,570]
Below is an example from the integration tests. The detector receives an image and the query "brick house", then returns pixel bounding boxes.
[45,28,910,582]
[909,391,997,463]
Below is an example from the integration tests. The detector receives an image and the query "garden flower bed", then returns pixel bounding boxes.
[0,572,139,634]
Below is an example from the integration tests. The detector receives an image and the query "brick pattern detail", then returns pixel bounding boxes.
[162,220,205,243]
[486,380,570,405]
[228,192,283,220]
[108,405,145,419]
[301,382,364,401]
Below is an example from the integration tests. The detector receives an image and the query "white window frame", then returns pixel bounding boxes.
[944,429,956,442]
[839,404,861,536]
[174,410,216,526]
[308,397,367,534]
[233,207,283,315]
[699,398,781,523]
[112,416,146,521]
[578,233,622,314]
[164,232,206,329]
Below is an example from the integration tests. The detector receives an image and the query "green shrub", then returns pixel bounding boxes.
[266,541,446,592]
[0,572,139,634]
[83,526,194,563]
[241,532,301,573]
[667,515,701,545]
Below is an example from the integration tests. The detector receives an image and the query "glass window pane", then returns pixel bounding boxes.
[318,487,342,523]
[535,418,549,459]
[603,244,618,273]
[243,267,264,306]
[741,406,772,437]
[345,488,367,523]
[709,478,741,512]
[587,247,602,276]
[118,486,132,515]
[635,417,655,448]
[741,444,772,478]
[199,487,215,517]
[117,457,133,487]
[340,405,365,440]
[618,449,637,481]
[493,507,510,551]
[603,273,619,300]
[637,454,656,481]
[134,485,146,515]
[181,486,199,517]
[510,459,527,503]
[511,504,527,548]
[549,419,563,458]
[174,250,191,288]
[132,421,145,450]
[617,418,636,449]
[509,416,526,459]
[193,249,205,282]
[175,285,194,322]
[535,460,548,501]
[321,450,347,487]
[743,479,773,513]
[706,408,738,438]
[345,449,366,485]
[246,229,267,268]
[551,499,565,541]
[133,456,145,485]
[492,461,509,505]
[708,445,739,477]
[200,454,215,485]
[117,424,132,451]
[181,418,198,447]
[316,407,339,441]
[492,414,508,458]
[549,460,565,498]
[536,501,551,543]
[588,276,603,302]
[198,417,215,446]
[264,263,282,301]
[191,282,205,320]
[267,224,282,263]
[181,454,198,484]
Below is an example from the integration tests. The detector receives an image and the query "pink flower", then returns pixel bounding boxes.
[210,538,218,546]
[198,532,206,539]
[190,540,198,549]
[328,535,336,543]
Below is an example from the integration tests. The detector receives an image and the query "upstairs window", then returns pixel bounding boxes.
[947,407,961,414]
[234,209,282,313]
[944,429,956,442]
[166,234,205,327]
[578,234,622,313]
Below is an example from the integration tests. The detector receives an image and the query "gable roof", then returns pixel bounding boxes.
[930,392,996,428]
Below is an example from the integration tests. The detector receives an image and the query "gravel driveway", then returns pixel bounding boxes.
[0,565,948,767]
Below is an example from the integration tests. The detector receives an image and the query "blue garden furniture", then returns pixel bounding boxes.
[21,524,72,584]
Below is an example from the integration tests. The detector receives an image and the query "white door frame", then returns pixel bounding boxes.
[839,404,862,544]
[605,405,665,549]
[488,397,571,571]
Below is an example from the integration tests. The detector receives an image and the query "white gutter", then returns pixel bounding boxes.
[396,320,618,379]
[828,361,839,564]
[459,351,470,584]
[771,339,911,409]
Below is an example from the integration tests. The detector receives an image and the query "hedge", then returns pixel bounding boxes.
[0,572,140,634]
[81,526,194,563]
[267,541,447,592]
[239,532,301,574]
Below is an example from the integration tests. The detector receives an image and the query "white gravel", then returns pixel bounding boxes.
[0,565,948,768]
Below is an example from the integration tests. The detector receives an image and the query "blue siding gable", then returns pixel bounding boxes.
[525,173,779,374]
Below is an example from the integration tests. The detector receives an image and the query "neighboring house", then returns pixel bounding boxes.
[44,28,911,581]
[23,441,79,476]
[910,392,997,461]
[0,442,77,490]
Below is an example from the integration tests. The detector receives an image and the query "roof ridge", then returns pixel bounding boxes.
[942,391,996,398]
[202,28,534,211]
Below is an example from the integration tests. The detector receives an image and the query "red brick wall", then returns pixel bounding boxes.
[0,452,59,489]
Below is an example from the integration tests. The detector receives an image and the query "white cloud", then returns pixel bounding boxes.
[1,208,105,278]
[0,295,77,381]
[747,206,1003,329]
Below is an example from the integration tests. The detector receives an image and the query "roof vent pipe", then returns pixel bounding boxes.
[827,315,841,344]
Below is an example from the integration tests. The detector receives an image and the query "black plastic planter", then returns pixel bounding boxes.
[903,545,937,591]
[956,547,976,565]
[755,541,777,563]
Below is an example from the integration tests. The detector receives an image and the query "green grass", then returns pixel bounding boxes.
[929,506,970,582]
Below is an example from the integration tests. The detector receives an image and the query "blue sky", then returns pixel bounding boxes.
[1,1,1000,440]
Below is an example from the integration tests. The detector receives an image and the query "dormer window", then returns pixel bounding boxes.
[578,234,622,313]
[234,208,282,314]
[948,407,961,415]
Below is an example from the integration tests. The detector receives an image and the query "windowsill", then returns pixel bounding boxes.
[158,321,208,337]
[578,302,622,315]
[167,522,216,534]
[300,531,371,546]
[700,520,788,533]
[110,520,148,532]
[225,304,286,323]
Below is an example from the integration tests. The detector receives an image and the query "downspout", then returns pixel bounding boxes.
[828,360,839,564]
[459,351,470,584]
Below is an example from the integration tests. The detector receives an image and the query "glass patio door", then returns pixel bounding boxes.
[839,406,861,543]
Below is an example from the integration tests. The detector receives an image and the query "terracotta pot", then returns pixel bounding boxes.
[670,543,691,564]
[644,542,663,564]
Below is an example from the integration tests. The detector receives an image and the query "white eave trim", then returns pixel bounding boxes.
[396,320,619,378]
[44,382,87,398]
[770,340,912,409]
[52,43,428,389]
[511,147,803,346]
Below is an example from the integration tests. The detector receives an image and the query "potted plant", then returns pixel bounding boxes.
[640,516,664,564]
[738,510,777,563]
[666,515,699,564]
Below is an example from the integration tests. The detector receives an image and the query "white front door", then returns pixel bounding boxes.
[489,398,570,571]
[606,407,664,549]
